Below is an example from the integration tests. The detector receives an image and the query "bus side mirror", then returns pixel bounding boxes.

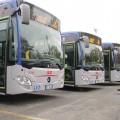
[20,4,30,24]
[82,36,89,48]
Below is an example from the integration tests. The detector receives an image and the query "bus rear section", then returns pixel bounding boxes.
[62,32,105,86]
[102,42,120,82]
[0,0,64,95]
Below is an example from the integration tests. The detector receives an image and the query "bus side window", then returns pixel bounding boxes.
[0,42,5,66]
[111,50,115,68]
[76,42,82,68]
[0,43,2,65]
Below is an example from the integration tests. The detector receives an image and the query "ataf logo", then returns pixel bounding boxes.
[96,72,99,75]
[28,70,34,75]
[47,77,51,83]
[96,72,99,79]
[46,71,52,75]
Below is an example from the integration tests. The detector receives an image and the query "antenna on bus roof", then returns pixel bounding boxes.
[94,28,98,33]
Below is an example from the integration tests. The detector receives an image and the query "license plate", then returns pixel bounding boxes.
[34,85,40,91]
[89,80,95,84]
[45,84,53,90]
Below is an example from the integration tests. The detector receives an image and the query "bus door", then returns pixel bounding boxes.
[64,43,75,85]
[0,42,6,93]
[103,50,111,81]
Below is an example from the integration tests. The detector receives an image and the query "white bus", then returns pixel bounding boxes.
[102,42,120,81]
[0,0,64,95]
[62,31,104,86]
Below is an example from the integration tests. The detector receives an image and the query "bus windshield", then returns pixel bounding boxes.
[20,19,62,68]
[81,41,103,70]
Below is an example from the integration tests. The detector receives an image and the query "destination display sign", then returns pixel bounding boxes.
[81,32,101,46]
[27,3,60,31]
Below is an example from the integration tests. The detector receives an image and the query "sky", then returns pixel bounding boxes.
[1,0,120,43]
[26,0,120,43]
[27,0,120,43]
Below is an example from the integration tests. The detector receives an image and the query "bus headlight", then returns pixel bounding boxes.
[81,76,89,81]
[15,76,32,86]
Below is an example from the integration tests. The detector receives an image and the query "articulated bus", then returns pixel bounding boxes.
[62,31,104,86]
[102,42,120,81]
[0,0,64,95]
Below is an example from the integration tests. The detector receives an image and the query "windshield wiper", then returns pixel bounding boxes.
[22,60,63,70]
[56,63,63,70]
[22,60,51,69]
[42,57,63,70]
[84,65,90,71]
[90,64,104,71]
[84,64,104,71]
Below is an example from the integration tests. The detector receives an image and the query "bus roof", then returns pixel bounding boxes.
[62,31,101,37]
[24,1,60,30]
[62,31,80,38]
[102,42,120,50]
[0,0,18,7]
[62,31,101,45]
[0,0,60,31]
[0,0,60,19]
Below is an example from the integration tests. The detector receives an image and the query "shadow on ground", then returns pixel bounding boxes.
[96,81,120,86]
[0,93,59,105]
[59,85,102,92]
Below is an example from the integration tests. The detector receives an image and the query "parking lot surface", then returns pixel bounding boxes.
[0,82,120,120]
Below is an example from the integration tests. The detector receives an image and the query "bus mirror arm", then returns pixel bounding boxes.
[79,36,89,48]
[11,4,30,25]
